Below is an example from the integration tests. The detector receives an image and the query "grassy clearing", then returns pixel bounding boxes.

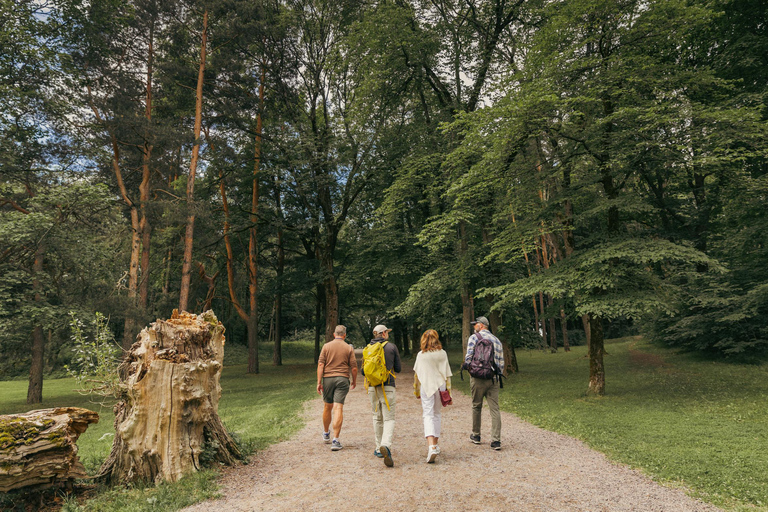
[450,337,768,511]
[0,340,318,511]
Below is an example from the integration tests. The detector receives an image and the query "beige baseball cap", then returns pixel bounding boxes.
[373,324,392,335]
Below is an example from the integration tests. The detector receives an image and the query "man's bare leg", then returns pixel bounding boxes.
[332,403,344,438]
[323,402,333,434]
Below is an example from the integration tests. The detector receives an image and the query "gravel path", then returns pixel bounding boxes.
[185,362,720,512]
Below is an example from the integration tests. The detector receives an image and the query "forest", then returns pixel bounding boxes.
[2,0,767,403]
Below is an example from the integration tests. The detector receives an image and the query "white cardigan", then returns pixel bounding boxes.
[413,350,453,398]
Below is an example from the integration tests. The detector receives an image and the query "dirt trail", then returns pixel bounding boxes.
[185,362,719,512]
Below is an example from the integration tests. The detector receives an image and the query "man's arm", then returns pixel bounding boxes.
[348,346,358,389]
[393,346,402,373]
[317,362,325,394]
[464,334,477,365]
[316,346,327,394]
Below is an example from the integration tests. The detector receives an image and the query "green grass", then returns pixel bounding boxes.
[0,340,318,511]
[450,337,768,511]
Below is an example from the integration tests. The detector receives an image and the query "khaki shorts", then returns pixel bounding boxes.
[322,376,350,404]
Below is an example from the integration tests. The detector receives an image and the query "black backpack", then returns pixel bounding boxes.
[462,333,503,387]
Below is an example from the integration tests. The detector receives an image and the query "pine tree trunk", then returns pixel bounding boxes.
[401,319,410,356]
[548,295,557,353]
[98,310,241,485]
[587,315,605,396]
[273,195,284,366]
[538,291,547,349]
[246,64,263,374]
[123,208,141,350]
[179,10,208,313]
[488,309,517,375]
[561,308,570,352]
[324,273,339,343]
[139,20,154,313]
[27,244,45,404]
[314,284,323,364]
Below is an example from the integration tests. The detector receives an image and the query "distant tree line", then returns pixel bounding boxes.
[1,0,765,401]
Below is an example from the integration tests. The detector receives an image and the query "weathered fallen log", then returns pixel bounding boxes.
[0,407,99,492]
[98,309,241,485]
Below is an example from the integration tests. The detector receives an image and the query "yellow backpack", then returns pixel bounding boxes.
[362,341,396,410]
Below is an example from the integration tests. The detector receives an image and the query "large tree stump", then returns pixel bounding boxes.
[0,407,99,492]
[98,310,241,485]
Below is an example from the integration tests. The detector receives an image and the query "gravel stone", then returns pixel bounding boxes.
[184,362,721,512]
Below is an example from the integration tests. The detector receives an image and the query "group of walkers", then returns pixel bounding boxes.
[316,316,505,467]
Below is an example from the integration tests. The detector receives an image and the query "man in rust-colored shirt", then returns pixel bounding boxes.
[317,325,358,451]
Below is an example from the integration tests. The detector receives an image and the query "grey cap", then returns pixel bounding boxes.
[373,324,392,335]
[471,316,490,327]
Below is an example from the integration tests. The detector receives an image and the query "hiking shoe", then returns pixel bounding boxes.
[427,446,438,464]
[374,449,384,458]
[331,439,343,451]
[322,431,331,444]
[470,434,481,444]
[490,441,501,450]
[382,446,393,467]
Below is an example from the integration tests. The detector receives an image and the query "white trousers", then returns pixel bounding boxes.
[421,384,446,438]
[369,386,396,449]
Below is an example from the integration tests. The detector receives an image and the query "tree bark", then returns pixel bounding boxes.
[179,9,208,313]
[314,284,323,364]
[538,290,547,349]
[0,408,99,492]
[561,308,570,352]
[27,244,45,404]
[587,314,605,396]
[98,310,241,485]
[245,62,265,373]
[139,17,155,313]
[488,308,518,375]
[323,257,339,343]
[273,179,284,366]
[582,313,591,348]
[459,221,473,355]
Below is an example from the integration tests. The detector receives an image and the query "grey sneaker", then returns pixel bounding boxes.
[490,441,501,450]
[331,439,343,451]
[322,431,331,444]
[382,446,393,467]
[470,434,481,444]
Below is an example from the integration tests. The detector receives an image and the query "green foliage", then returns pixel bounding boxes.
[451,338,768,510]
[64,312,123,399]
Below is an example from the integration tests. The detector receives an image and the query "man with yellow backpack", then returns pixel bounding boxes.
[362,324,401,467]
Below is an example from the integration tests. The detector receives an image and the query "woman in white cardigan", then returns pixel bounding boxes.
[413,329,453,463]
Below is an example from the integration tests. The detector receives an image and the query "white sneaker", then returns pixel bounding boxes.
[427,446,438,463]
[434,445,441,455]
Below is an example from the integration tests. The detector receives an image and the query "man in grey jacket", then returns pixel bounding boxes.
[362,324,401,467]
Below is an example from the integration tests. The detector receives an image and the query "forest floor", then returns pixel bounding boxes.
[184,361,720,512]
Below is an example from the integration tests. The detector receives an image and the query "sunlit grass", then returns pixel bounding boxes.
[450,337,768,511]
[0,340,317,511]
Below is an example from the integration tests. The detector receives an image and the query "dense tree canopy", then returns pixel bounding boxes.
[1,0,765,399]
